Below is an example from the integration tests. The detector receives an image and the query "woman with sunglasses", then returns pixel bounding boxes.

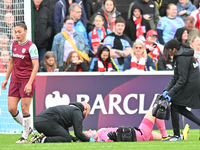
[123,40,156,71]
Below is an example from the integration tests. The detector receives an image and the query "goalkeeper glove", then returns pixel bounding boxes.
[107,132,117,141]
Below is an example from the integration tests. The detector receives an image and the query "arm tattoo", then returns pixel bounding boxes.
[115,50,126,57]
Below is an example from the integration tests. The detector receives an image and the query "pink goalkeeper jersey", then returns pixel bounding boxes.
[97,127,146,142]
[10,40,38,83]
[97,127,118,142]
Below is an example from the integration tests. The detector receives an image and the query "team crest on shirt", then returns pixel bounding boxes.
[22,48,26,53]
[14,48,17,51]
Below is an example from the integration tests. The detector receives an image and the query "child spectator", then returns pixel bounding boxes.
[124,5,150,42]
[39,51,59,72]
[63,51,88,72]
[89,45,118,71]
[88,15,111,56]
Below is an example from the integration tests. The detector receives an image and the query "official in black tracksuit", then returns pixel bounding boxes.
[34,102,90,143]
[163,39,200,140]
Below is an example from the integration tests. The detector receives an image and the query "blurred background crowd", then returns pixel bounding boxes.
[1,0,200,73]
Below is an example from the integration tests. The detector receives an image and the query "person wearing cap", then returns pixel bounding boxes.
[144,30,163,69]
[30,102,96,143]
[124,4,150,42]
[162,39,200,141]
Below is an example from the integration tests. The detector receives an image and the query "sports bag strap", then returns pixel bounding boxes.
[133,127,143,135]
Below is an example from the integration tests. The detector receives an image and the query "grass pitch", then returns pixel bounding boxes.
[1,129,200,150]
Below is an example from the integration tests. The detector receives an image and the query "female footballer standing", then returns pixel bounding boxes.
[1,21,39,143]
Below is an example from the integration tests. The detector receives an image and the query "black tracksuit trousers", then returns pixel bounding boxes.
[34,116,74,143]
[171,103,200,136]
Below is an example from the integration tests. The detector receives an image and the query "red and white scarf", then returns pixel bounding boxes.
[144,40,160,62]
[91,27,106,51]
[195,9,200,31]
[98,58,113,72]
[130,56,146,71]
[104,12,116,32]
[133,16,145,41]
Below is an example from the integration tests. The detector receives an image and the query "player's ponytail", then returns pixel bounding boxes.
[15,21,27,30]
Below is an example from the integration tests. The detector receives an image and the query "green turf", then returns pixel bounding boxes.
[1,130,200,150]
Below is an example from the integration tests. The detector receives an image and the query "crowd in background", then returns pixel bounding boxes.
[1,0,200,72]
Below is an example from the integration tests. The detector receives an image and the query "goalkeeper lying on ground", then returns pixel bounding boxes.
[84,108,189,142]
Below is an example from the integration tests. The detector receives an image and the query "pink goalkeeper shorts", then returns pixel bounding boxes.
[136,118,154,141]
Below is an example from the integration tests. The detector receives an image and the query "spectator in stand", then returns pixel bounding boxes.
[62,51,88,71]
[66,3,89,44]
[54,0,87,33]
[51,16,89,67]
[89,45,118,71]
[90,0,121,32]
[191,1,200,32]
[2,12,14,40]
[103,17,132,71]
[174,27,189,45]
[177,0,197,21]
[88,15,111,57]
[144,30,163,69]
[153,0,169,18]
[157,4,185,45]
[190,35,200,69]
[0,34,10,51]
[0,50,9,73]
[0,0,24,22]
[33,0,52,63]
[127,0,159,30]
[184,15,199,41]
[40,0,59,51]
[157,53,174,70]
[85,0,103,20]
[123,40,156,72]
[39,51,60,72]
[124,4,150,42]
